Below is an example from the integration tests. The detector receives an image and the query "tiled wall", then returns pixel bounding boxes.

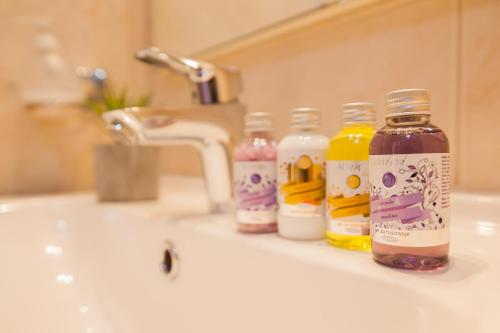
[213,0,459,177]
[0,0,149,194]
[0,0,499,194]
[459,0,500,190]
[155,0,500,192]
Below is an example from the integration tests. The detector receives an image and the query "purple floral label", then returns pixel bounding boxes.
[234,161,277,224]
[237,186,277,209]
[371,193,431,224]
[369,153,451,247]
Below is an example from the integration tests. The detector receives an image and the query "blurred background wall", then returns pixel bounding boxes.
[0,0,149,194]
[0,0,499,194]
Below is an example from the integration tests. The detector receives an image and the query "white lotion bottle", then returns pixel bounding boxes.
[277,108,329,240]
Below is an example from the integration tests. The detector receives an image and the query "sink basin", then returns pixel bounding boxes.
[0,177,498,332]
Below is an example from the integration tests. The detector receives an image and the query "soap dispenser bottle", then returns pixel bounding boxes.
[277,108,329,240]
[326,103,376,251]
[369,89,450,270]
[234,112,278,233]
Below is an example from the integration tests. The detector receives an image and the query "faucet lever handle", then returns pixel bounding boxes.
[136,46,242,105]
[136,47,214,81]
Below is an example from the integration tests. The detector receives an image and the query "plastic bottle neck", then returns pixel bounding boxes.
[290,126,321,134]
[341,122,375,129]
[245,130,273,139]
[386,114,430,127]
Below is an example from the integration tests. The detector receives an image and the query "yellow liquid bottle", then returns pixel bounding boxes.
[326,103,376,251]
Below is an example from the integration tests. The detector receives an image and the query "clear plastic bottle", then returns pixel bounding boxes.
[369,89,450,270]
[326,103,376,251]
[234,112,278,233]
[277,108,329,240]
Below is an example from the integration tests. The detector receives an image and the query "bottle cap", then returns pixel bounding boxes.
[385,88,431,118]
[342,102,375,124]
[291,107,321,129]
[244,112,273,133]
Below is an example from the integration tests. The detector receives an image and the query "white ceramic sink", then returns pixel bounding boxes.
[0,177,498,333]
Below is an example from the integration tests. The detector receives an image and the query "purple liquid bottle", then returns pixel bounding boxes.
[369,89,451,270]
[233,112,278,233]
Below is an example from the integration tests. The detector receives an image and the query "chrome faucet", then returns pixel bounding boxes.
[102,47,245,213]
[136,46,242,105]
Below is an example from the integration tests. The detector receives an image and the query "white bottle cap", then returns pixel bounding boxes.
[342,102,375,124]
[244,112,273,134]
[291,107,321,130]
[385,88,431,118]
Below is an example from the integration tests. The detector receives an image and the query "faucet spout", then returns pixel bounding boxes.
[103,107,233,213]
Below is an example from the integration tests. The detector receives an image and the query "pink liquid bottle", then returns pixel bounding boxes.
[233,112,278,233]
[369,89,451,270]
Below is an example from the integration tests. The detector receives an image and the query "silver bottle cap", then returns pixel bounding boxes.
[291,107,321,129]
[385,88,431,118]
[244,112,273,133]
[342,102,375,124]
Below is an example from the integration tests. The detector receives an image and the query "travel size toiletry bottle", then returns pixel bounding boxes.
[277,108,329,240]
[369,89,450,270]
[326,103,376,251]
[234,112,278,233]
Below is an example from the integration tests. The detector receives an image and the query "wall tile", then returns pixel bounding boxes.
[0,82,110,195]
[151,0,321,54]
[0,0,150,92]
[459,0,500,191]
[0,0,150,194]
[3,0,500,192]
[159,0,460,181]
[220,0,459,147]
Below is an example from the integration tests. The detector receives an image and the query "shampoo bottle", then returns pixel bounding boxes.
[326,103,376,251]
[277,108,329,240]
[234,112,278,233]
[369,89,450,270]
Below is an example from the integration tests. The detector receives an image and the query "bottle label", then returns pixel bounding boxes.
[278,150,326,217]
[369,153,451,247]
[234,161,277,224]
[326,160,370,236]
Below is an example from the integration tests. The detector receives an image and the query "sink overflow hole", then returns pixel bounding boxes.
[162,249,173,273]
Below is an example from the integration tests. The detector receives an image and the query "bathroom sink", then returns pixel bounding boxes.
[0,177,498,332]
